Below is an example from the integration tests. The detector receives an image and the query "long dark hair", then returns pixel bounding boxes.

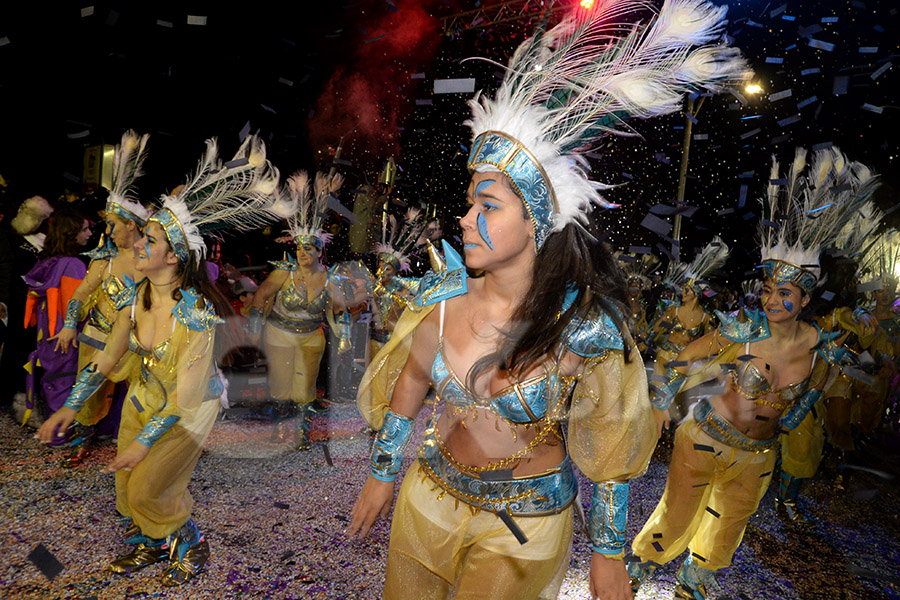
[141,246,239,358]
[40,206,86,258]
[468,212,631,387]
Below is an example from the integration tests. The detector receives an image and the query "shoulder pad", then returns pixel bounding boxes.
[395,276,421,296]
[83,237,117,261]
[269,254,297,272]
[564,308,625,356]
[715,308,770,343]
[112,277,141,311]
[813,323,853,365]
[172,288,224,332]
[411,268,467,309]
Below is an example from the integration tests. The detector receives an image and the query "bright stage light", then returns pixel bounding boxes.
[581,0,595,8]
[745,83,763,94]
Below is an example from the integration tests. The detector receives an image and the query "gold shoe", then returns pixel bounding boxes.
[296,430,311,451]
[108,544,168,573]
[122,522,141,540]
[775,497,812,524]
[675,582,706,599]
[160,540,210,586]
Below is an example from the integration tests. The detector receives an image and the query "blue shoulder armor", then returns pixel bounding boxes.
[410,241,468,309]
[172,288,223,332]
[715,308,770,343]
[83,236,117,261]
[564,308,625,356]
[269,253,298,272]
[113,277,142,311]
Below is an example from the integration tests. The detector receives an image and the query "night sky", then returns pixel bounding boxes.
[1,0,897,282]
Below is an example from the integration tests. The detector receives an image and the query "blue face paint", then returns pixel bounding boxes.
[477,213,494,250]
[782,300,794,312]
[474,179,496,196]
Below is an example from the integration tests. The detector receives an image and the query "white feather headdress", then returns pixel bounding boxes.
[150,135,289,264]
[664,235,730,290]
[466,0,751,250]
[285,171,343,248]
[375,207,438,272]
[619,252,660,288]
[107,130,151,224]
[758,146,880,293]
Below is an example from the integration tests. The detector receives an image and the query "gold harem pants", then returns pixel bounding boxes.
[384,460,572,600]
[114,388,219,539]
[632,415,777,571]
[263,323,326,406]
[74,322,117,427]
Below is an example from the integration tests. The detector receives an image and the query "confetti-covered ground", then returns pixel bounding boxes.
[2,398,899,600]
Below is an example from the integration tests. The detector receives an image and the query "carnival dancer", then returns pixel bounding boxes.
[348,1,750,598]
[248,171,353,450]
[367,208,438,360]
[627,146,878,599]
[619,253,659,355]
[52,130,150,466]
[37,135,290,585]
[22,207,92,442]
[647,238,729,423]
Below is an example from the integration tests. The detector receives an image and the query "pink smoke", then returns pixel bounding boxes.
[310,0,442,158]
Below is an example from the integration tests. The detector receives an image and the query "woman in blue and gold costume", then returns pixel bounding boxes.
[53,130,150,467]
[348,1,750,597]
[37,136,288,586]
[627,147,880,600]
[248,171,354,450]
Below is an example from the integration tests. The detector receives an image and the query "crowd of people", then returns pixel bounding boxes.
[1,1,898,599]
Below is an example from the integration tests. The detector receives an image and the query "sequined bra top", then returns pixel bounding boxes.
[430,301,559,424]
[128,300,173,377]
[729,342,815,413]
[273,274,327,321]
[670,311,706,338]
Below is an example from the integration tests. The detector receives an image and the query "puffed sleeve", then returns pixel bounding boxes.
[567,342,656,483]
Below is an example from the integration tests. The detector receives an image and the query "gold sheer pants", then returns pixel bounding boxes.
[632,416,776,571]
[780,398,826,478]
[384,460,572,600]
[115,386,219,539]
[264,324,325,406]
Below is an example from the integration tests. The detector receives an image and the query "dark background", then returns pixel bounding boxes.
[1,0,897,281]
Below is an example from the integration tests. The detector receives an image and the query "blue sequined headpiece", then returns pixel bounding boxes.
[467,131,558,252]
[106,200,148,227]
[148,208,191,265]
[761,259,817,296]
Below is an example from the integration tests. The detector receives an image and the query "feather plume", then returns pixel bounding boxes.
[375,204,431,272]
[158,135,284,259]
[664,236,729,288]
[108,130,151,221]
[758,146,881,281]
[287,170,341,245]
[466,0,751,233]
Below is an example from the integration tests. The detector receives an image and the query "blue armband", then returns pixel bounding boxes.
[779,388,823,431]
[135,414,181,447]
[651,367,685,410]
[248,307,264,336]
[588,481,630,555]
[852,306,868,324]
[63,364,106,412]
[370,410,415,482]
[64,298,83,330]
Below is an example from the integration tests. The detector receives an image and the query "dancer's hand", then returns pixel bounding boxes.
[35,407,77,443]
[51,328,78,354]
[346,475,395,538]
[652,407,670,439]
[589,553,633,600]
[103,441,150,473]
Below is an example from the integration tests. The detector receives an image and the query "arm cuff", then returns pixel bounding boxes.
[135,414,181,447]
[370,410,415,482]
[587,481,629,555]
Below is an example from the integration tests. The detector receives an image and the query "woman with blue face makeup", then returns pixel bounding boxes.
[49,131,150,467]
[347,1,751,598]
[36,136,287,586]
[248,171,359,451]
[627,147,880,599]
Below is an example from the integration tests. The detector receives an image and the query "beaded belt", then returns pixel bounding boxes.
[268,313,322,334]
[693,399,778,452]
[89,308,114,335]
[418,428,576,517]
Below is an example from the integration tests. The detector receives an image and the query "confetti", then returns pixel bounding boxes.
[81,6,94,17]
[27,544,64,581]
[187,15,207,26]
[871,62,892,79]
[797,95,818,109]
[433,78,475,94]
[861,103,884,114]
[739,128,761,140]
[640,213,672,237]
[768,89,792,102]
[808,38,836,52]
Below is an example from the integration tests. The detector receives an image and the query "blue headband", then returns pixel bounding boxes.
[762,259,817,295]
